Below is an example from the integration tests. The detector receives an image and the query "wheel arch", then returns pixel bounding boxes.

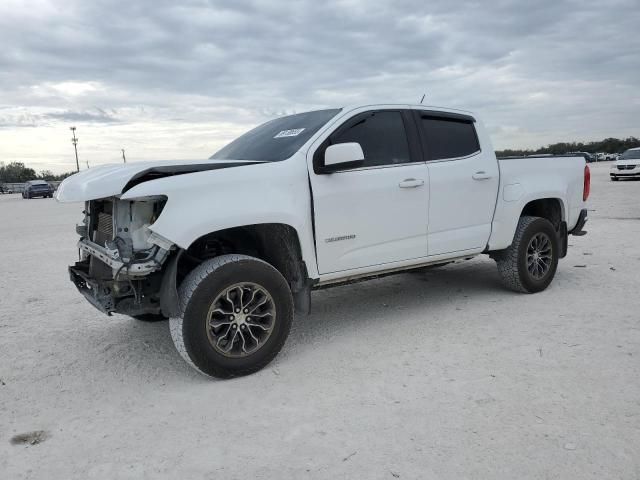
[488,194,568,251]
[175,223,313,314]
[519,197,566,230]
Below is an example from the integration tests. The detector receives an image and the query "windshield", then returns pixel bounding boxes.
[210,109,342,162]
[620,149,640,160]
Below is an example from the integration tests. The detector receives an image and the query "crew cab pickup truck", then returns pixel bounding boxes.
[55,104,590,378]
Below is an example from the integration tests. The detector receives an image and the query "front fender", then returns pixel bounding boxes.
[120,156,319,277]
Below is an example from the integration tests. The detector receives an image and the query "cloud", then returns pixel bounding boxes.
[0,0,638,170]
[44,108,119,124]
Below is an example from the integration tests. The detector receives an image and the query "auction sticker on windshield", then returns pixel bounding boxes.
[274,128,305,138]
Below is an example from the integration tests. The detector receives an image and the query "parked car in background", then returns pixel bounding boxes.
[604,153,619,161]
[22,180,54,198]
[0,185,13,194]
[567,151,596,163]
[611,147,640,181]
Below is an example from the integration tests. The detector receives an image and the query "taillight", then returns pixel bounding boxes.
[583,164,591,201]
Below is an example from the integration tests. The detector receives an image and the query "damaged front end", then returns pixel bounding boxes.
[69,196,178,317]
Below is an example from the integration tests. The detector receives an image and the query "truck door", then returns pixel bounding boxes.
[413,111,500,256]
[308,109,429,274]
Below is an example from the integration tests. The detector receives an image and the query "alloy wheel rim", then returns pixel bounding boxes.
[526,232,552,279]
[206,282,276,358]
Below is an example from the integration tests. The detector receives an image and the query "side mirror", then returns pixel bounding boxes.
[321,142,365,173]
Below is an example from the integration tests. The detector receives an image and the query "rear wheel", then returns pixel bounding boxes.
[611,176,619,181]
[494,216,559,293]
[170,254,293,379]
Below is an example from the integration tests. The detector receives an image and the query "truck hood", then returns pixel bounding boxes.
[55,159,263,202]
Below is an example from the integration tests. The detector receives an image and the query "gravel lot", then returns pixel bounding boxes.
[1,161,639,479]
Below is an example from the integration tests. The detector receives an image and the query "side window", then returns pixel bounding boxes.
[330,111,411,167]
[419,116,480,161]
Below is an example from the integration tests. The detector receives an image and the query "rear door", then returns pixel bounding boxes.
[309,109,429,274]
[414,111,499,256]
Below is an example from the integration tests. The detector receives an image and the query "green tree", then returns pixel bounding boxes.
[0,162,37,182]
[38,170,57,181]
[496,136,640,158]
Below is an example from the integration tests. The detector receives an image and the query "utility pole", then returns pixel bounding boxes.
[121,149,126,163]
[70,126,80,172]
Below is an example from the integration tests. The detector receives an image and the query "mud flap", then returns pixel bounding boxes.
[559,221,568,259]
[159,251,182,318]
[293,282,312,315]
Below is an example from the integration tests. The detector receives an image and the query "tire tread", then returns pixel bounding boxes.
[495,216,539,293]
[169,254,290,378]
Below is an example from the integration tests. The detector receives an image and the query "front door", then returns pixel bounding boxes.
[308,109,429,274]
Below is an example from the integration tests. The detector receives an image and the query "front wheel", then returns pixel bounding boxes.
[611,177,619,181]
[493,216,559,293]
[170,254,293,379]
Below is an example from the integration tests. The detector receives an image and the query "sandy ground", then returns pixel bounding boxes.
[1,162,639,479]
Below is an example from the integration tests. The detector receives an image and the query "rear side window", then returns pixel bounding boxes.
[419,115,480,161]
[330,111,411,167]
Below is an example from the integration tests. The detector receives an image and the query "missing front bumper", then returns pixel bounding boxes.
[69,260,163,317]
[69,262,114,314]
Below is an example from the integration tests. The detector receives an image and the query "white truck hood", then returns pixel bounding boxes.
[55,159,262,202]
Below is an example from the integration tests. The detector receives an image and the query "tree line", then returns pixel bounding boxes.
[0,162,76,183]
[495,136,640,158]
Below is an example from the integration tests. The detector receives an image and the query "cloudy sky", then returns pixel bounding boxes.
[1,0,638,173]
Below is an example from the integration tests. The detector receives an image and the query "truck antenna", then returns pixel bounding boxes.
[420,93,426,104]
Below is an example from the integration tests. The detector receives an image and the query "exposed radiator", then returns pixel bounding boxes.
[94,212,114,245]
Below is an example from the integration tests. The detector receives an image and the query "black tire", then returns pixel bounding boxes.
[611,177,619,181]
[494,216,559,293]
[132,313,168,322]
[170,254,293,379]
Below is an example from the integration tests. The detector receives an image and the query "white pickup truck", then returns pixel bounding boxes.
[56,104,590,378]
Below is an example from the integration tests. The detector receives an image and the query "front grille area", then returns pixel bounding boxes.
[618,165,636,170]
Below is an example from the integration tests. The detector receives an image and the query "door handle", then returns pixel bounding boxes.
[399,178,425,188]
[472,171,492,180]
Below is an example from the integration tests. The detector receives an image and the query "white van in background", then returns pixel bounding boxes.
[611,147,640,181]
